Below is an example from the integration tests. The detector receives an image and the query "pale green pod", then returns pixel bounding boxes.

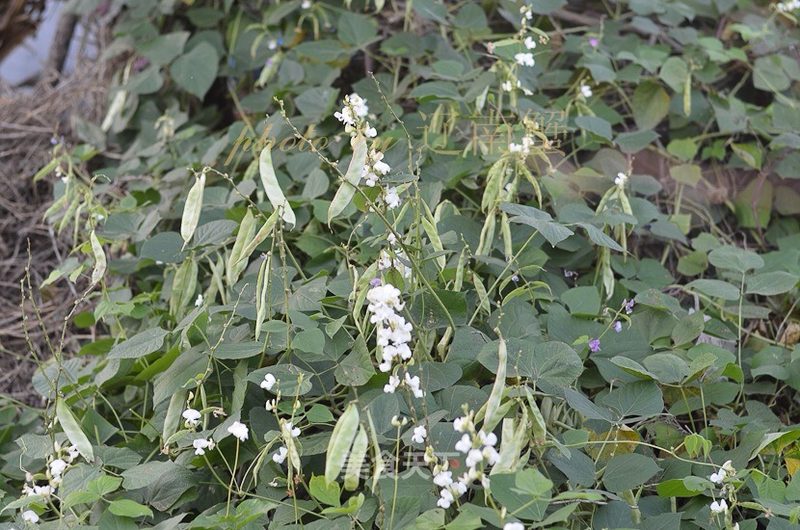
[56,400,94,461]
[473,272,490,315]
[162,390,187,449]
[169,258,197,317]
[325,403,360,483]
[525,387,548,447]
[366,410,385,492]
[491,410,529,475]
[90,230,106,285]
[482,337,507,431]
[181,172,205,248]
[237,210,279,264]
[226,209,257,287]
[481,159,506,212]
[683,72,692,117]
[254,253,272,339]
[259,146,296,227]
[501,212,513,260]
[344,426,368,491]
[421,217,446,271]
[476,212,496,256]
[328,134,368,225]
[101,89,127,132]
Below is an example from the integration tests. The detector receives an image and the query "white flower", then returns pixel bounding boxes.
[454,416,471,433]
[194,293,204,307]
[367,284,404,321]
[412,425,427,444]
[182,408,202,427]
[524,36,536,49]
[514,52,535,67]
[478,431,497,447]
[301,0,312,7]
[455,434,473,454]
[437,488,454,509]
[260,373,277,391]
[520,5,533,20]
[283,421,301,438]
[483,445,500,465]
[268,39,278,50]
[66,445,80,462]
[502,80,513,92]
[434,470,453,487]
[193,438,215,456]
[22,510,39,523]
[709,499,728,514]
[504,523,524,530]
[709,470,726,484]
[265,399,277,411]
[721,460,735,473]
[615,172,628,187]
[227,421,249,442]
[580,84,593,98]
[49,459,68,477]
[272,446,288,464]
[732,523,739,530]
[384,374,401,394]
[466,448,484,467]
[365,125,377,138]
[404,372,423,398]
[384,187,401,210]
[32,485,53,497]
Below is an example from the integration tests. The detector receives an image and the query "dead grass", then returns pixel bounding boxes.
[0,58,109,403]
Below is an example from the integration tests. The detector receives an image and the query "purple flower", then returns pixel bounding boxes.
[132,57,150,73]
[369,278,382,287]
[589,37,599,48]
[623,298,635,315]
[613,321,622,333]
[588,338,601,353]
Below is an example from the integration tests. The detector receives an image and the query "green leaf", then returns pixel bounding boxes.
[56,401,94,461]
[746,271,798,296]
[754,55,791,92]
[334,337,376,387]
[108,327,169,359]
[338,12,378,47]
[108,499,154,519]
[671,311,705,346]
[137,31,189,66]
[170,42,219,99]
[598,381,664,419]
[561,286,601,316]
[669,164,702,187]
[667,138,698,162]
[708,245,764,274]
[501,202,574,247]
[659,56,689,93]
[293,328,325,356]
[603,453,661,492]
[309,475,341,507]
[615,129,659,153]
[575,115,612,140]
[687,279,740,301]
[733,179,773,229]
[632,81,670,129]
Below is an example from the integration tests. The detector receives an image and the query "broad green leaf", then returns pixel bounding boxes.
[108,327,169,359]
[632,81,669,130]
[170,42,219,99]
[687,279,740,301]
[603,453,660,492]
[501,202,574,247]
[708,245,764,274]
[746,271,798,296]
[575,115,612,140]
[109,499,154,518]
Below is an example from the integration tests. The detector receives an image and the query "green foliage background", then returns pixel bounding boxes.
[3,0,800,528]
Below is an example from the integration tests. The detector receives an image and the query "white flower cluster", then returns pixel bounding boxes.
[708,460,737,523]
[776,0,800,11]
[271,419,301,465]
[433,412,499,509]
[377,245,412,279]
[509,136,534,157]
[335,93,403,211]
[580,84,593,98]
[19,441,81,524]
[614,172,628,187]
[363,149,391,187]
[365,282,423,397]
[334,93,374,137]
